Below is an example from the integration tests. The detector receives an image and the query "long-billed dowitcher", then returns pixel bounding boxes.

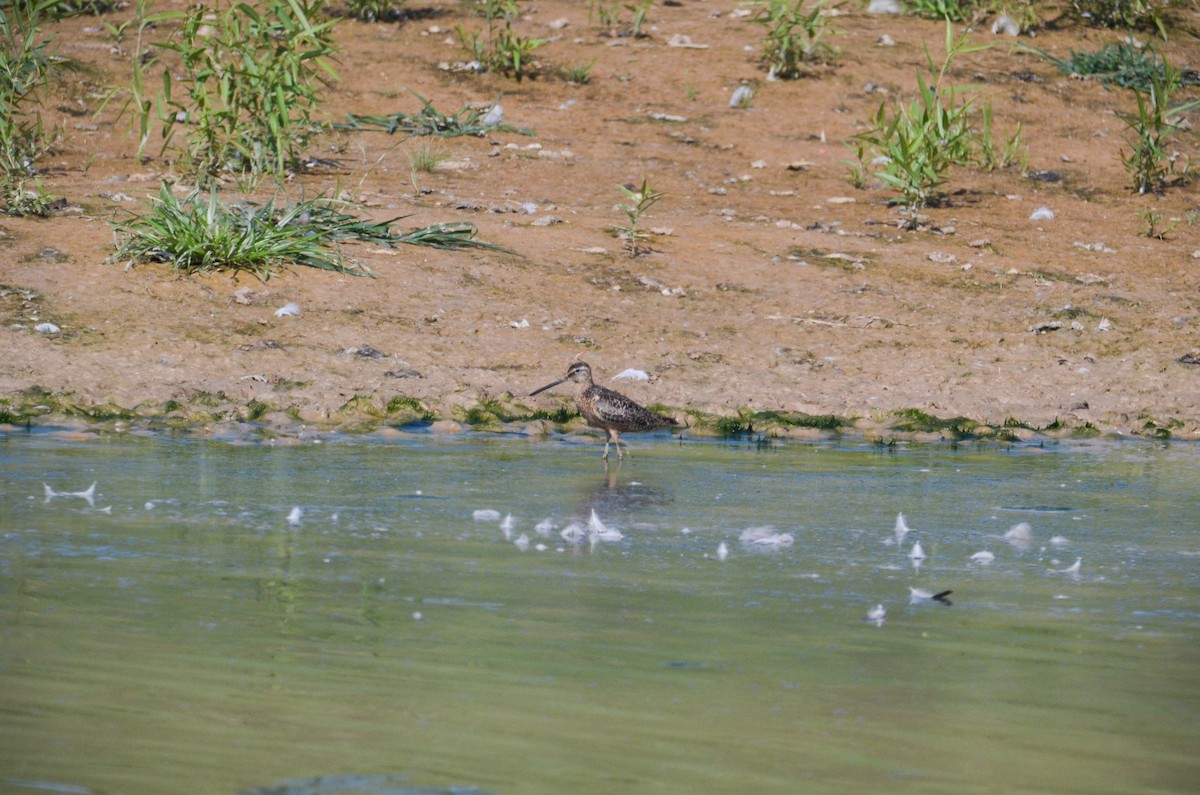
[529,361,677,460]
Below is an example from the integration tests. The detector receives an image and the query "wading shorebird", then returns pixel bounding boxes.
[529,361,677,460]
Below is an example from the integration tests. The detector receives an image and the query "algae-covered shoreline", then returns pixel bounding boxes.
[4,385,1195,445]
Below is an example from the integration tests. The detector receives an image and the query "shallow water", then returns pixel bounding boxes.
[1,429,1198,795]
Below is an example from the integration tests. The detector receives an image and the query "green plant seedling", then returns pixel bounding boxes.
[616,177,665,255]
[751,0,841,79]
[851,23,1001,222]
[1070,0,1171,39]
[0,0,59,189]
[1138,208,1178,239]
[143,0,339,187]
[561,61,595,84]
[1118,58,1199,194]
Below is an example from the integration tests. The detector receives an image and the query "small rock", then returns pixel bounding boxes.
[1030,321,1062,334]
[349,345,388,360]
[667,34,708,49]
[1177,352,1200,366]
[384,368,422,379]
[877,34,896,46]
[531,214,564,226]
[928,252,958,264]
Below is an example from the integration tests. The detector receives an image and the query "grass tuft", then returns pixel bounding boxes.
[336,93,534,138]
[112,185,510,280]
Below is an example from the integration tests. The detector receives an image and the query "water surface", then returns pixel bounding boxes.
[2,430,1198,794]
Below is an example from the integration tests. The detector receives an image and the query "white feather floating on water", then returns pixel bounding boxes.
[43,481,96,507]
[534,518,555,536]
[513,533,530,552]
[739,526,794,548]
[500,514,515,539]
[908,587,952,605]
[274,302,301,317]
[716,542,729,562]
[864,604,886,626]
[1003,522,1033,546]
[560,522,587,543]
[473,509,501,522]
[894,512,912,545]
[970,550,995,564]
[1052,557,1082,575]
[587,509,624,542]
[286,506,303,527]
[909,540,926,561]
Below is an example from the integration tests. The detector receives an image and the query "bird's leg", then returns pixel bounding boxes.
[602,431,612,460]
[613,430,625,459]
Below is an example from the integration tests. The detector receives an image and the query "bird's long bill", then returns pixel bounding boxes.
[528,377,566,397]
